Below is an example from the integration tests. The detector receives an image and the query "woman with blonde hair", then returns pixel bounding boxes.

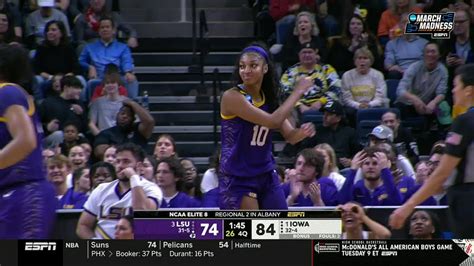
[314,143,346,191]
[340,47,388,126]
[280,11,326,70]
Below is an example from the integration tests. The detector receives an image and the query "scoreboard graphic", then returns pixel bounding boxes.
[0,210,471,266]
[133,210,342,240]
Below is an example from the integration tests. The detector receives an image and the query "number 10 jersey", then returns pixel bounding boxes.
[220,87,275,178]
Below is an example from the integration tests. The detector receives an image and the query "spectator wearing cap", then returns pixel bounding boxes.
[346,125,415,187]
[395,42,449,129]
[338,146,403,206]
[302,101,360,169]
[279,11,326,71]
[363,125,415,179]
[381,110,419,164]
[341,47,388,127]
[25,0,71,48]
[280,41,341,127]
[367,124,394,145]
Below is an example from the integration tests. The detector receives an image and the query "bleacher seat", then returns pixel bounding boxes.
[356,108,390,145]
[357,120,380,146]
[386,79,400,107]
[302,110,324,126]
[403,117,426,133]
[356,108,390,125]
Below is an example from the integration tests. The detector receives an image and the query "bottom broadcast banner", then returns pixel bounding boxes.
[313,239,471,266]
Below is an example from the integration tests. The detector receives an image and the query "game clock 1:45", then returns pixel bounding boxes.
[228,222,246,230]
[224,220,251,239]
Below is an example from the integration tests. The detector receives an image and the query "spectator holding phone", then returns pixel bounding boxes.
[445,9,473,68]
[443,8,474,109]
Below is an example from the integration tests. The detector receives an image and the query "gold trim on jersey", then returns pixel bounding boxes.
[0,83,35,123]
[95,224,112,239]
[221,113,237,120]
[238,87,266,107]
[252,92,265,108]
[221,87,266,120]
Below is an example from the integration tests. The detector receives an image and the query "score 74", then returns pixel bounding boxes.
[201,223,219,236]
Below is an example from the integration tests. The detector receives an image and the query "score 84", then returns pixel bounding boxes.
[251,220,279,239]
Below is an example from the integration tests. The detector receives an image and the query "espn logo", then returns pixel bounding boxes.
[24,242,57,251]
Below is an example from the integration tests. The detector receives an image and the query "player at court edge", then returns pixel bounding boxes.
[0,44,56,239]
[389,64,474,238]
[219,43,315,210]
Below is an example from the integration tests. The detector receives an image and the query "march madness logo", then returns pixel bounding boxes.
[405,12,455,39]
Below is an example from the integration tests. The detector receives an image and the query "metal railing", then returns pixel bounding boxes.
[189,0,210,91]
[212,68,222,148]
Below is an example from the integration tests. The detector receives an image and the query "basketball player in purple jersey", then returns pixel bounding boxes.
[0,44,56,238]
[219,44,315,210]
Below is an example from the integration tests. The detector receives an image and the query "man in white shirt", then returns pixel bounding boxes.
[76,143,162,239]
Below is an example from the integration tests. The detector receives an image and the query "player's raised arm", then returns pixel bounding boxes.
[222,77,312,129]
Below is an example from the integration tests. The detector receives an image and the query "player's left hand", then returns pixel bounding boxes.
[300,122,315,137]
[389,204,413,229]
[120,167,137,179]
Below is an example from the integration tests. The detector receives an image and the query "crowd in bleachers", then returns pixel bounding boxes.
[247,0,474,239]
[7,0,473,239]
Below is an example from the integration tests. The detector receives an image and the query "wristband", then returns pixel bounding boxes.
[130,174,143,188]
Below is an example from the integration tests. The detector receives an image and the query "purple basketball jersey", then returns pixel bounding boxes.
[220,87,275,177]
[0,84,45,188]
